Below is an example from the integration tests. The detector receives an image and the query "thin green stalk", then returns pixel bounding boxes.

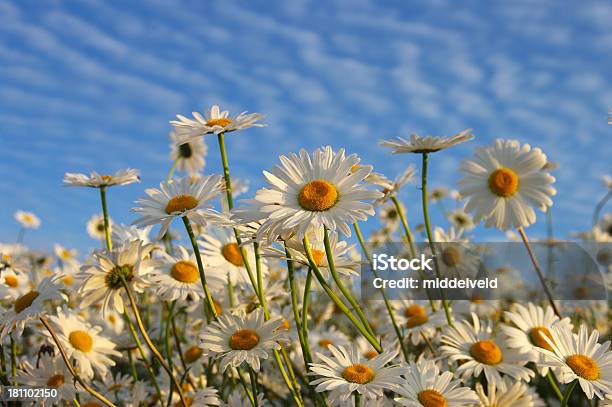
[547,371,563,401]
[593,189,612,227]
[120,276,188,407]
[127,350,138,381]
[237,367,256,407]
[323,226,375,337]
[217,133,234,209]
[164,301,177,406]
[99,186,112,251]
[182,216,218,321]
[0,344,9,385]
[249,367,259,407]
[9,335,16,379]
[301,269,313,344]
[353,222,409,362]
[124,314,163,404]
[517,227,561,317]
[354,392,361,407]
[561,380,577,407]
[420,153,453,325]
[303,235,382,352]
[166,158,179,182]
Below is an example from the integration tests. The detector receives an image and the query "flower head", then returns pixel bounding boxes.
[63,168,140,188]
[169,130,207,176]
[380,129,473,154]
[15,210,41,229]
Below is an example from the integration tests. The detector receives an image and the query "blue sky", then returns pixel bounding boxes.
[1,0,611,253]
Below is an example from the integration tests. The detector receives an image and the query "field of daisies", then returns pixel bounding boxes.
[1,104,611,407]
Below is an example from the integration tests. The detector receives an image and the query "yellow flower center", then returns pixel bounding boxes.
[174,396,193,407]
[470,340,503,365]
[441,247,461,267]
[229,329,260,350]
[206,117,232,127]
[4,275,18,288]
[488,168,519,197]
[108,314,117,324]
[298,180,339,211]
[566,354,600,380]
[14,290,40,313]
[417,389,448,407]
[61,249,72,259]
[364,350,379,359]
[165,194,199,214]
[171,261,199,283]
[46,374,65,388]
[63,275,74,286]
[406,314,429,328]
[404,304,427,318]
[221,243,244,267]
[100,175,113,183]
[69,330,94,353]
[529,327,555,351]
[341,363,375,384]
[311,249,326,267]
[278,319,291,331]
[212,299,223,315]
[318,339,333,347]
[184,346,203,364]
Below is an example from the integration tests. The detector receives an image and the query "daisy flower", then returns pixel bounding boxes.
[232,146,383,241]
[379,129,473,154]
[111,224,153,246]
[14,210,41,229]
[223,390,267,407]
[309,345,406,403]
[87,213,113,241]
[536,324,612,400]
[45,308,121,379]
[53,244,78,265]
[63,168,140,188]
[199,226,268,287]
[77,240,156,317]
[169,130,207,176]
[459,139,556,231]
[501,303,573,374]
[372,164,416,205]
[428,187,449,203]
[0,275,66,339]
[448,207,475,232]
[474,376,546,407]
[13,353,78,401]
[189,387,221,406]
[170,104,265,140]
[147,245,223,304]
[440,313,534,389]
[199,308,286,372]
[395,359,478,407]
[603,174,612,190]
[309,326,351,355]
[393,299,447,346]
[378,202,402,231]
[0,268,30,301]
[132,175,225,239]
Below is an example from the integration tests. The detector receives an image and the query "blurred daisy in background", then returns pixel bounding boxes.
[171,104,265,140]
[474,376,545,407]
[0,268,30,302]
[459,139,556,231]
[395,359,478,406]
[132,175,225,239]
[63,168,140,188]
[392,299,447,346]
[87,213,113,241]
[448,207,476,232]
[379,129,473,154]
[232,146,382,241]
[14,353,78,401]
[111,224,153,246]
[53,244,78,265]
[169,130,207,176]
[199,308,285,372]
[309,345,406,404]
[14,210,41,229]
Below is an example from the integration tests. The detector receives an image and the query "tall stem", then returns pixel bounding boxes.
[323,226,375,337]
[217,132,234,209]
[182,216,218,321]
[9,335,16,378]
[517,226,561,317]
[164,301,177,405]
[560,380,577,407]
[166,158,179,182]
[593,190,612,227]
[354,392,361,407]
[99,186,112,251]
[420,153,453,325]
[40,316,117,407]
[0,344,8,385]
[353,223,409,362]
[303,235,382,352]
[120,277,188,407]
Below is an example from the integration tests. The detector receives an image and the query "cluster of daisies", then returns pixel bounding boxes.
[1,104,611,407]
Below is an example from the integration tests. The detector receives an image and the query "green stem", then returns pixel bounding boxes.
[561,380,577,407]
[126,350,138,381]
[391,196,417,257]
[248,367,259,407]
[217,132,234,209]
[236,367,256,407]
[164,301,176,406]
[9,335,16,379]
[301,269,313,344]
[420,153,453,325]
[353,223,409,362]
[182,216,218,321]
[593,189,612,227]
[547,371,563,401]
[354,392,361,407]
[0,344,8,385]
[323,226,375,337]
[166,158,179,182]
[303,235,382,353]
[99,186,112,251]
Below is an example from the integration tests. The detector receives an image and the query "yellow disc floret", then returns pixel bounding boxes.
[488,168,519,197]
[165,195,199,214]
[171,261,199,283]
[470,340,503,365]
[341,363,375,384]
[298,180,339,211]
